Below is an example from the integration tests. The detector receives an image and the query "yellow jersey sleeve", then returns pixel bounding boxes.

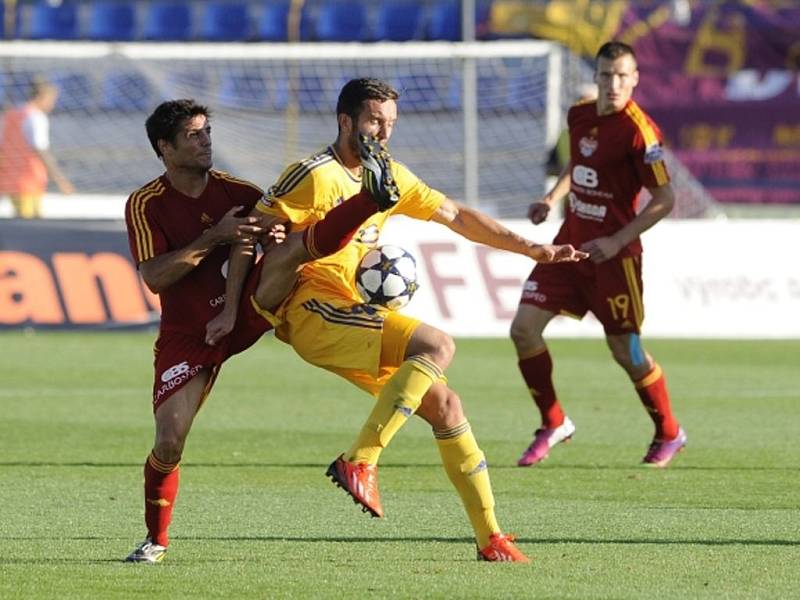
[256,155,354,227]
[391,161,446,220]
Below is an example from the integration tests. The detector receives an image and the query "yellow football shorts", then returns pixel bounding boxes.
[275,293,421,397]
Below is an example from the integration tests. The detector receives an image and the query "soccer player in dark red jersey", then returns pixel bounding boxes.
[123,99,397,563]
[511,41,687,469]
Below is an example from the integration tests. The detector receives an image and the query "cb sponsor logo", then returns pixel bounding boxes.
[157,361,203,401]
[572,165,598,188]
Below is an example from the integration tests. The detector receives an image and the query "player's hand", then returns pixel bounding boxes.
[580,236,622,263]
[212,206,265,245]
[205,308,236,346]
[266,222,287,245]
[527,202,551,225]
[529,243,588,263]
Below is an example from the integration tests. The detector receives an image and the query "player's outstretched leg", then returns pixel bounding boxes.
[358,134,399,211]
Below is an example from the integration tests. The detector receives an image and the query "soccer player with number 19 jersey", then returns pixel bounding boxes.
[511,41,687,468]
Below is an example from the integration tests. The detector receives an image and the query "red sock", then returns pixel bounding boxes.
[518,348,564,429]
[143,451,180,547]
[302,190,377,258]
[635,363,679,440]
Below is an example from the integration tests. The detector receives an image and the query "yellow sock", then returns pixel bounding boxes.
[435,422,500,549]
[347,356,442,464]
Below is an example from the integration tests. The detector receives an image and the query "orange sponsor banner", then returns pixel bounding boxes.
[0,219,159,329]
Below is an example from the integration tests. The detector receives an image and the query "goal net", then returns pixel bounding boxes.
[0,40,717,218]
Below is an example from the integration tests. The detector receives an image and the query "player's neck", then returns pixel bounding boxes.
[332,139,361,175]
[165,168,209,198]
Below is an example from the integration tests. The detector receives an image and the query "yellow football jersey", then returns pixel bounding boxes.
[256,145,446,304]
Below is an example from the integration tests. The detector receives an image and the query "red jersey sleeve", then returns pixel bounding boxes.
[625,104,670,189]
[125,178,169,266]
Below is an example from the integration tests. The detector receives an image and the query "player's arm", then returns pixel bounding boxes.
[139,206,262,294]
[529,160,573,224]
[581,182,674,263]
[205,209,286,345]
[429,196,587,263]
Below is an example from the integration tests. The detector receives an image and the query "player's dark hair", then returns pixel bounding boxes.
[145,99,211,158]
[596,41,636,63]
[336,78,399,126]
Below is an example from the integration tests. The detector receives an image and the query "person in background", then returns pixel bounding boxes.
[510,41,687,469]
[0,76,74,218]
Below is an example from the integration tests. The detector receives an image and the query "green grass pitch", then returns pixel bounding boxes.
[1,332,797,598]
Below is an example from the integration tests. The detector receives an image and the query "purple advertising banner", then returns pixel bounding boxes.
[627,2,800,205]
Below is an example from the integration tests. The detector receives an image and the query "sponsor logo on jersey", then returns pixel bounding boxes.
[209,294,226,307]
[643,143,664,165]
[568,192,607,222]
[521,280,547,302]
[579,135,598,157]
[156,361,204,401]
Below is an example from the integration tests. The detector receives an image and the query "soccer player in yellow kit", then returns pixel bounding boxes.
[209,78,586,562]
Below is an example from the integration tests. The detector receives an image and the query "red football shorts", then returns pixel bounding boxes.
[519,254,645,335]
[151,259,273,411]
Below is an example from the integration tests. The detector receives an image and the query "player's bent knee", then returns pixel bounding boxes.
[418,385,464,429]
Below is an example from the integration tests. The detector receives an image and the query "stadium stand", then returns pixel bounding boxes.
[375,1,424,42]
[51,71,95,113]
[426,0,460,40]
[199,1,251,41]
[314,0,367,42]
[100,71,151,112]
[28,1,79,40]
[86,1,137,41]
[256,1,290,41]
[142,1,193,41]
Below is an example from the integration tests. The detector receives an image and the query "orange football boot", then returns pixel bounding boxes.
[477,533,530,563]
[326,454,384,518]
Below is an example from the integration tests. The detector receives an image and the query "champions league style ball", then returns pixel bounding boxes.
[355,245,419,310]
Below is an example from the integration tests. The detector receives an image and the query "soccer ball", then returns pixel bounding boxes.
[355,245,419,310]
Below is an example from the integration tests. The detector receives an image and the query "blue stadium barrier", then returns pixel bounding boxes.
[394,73,446,112]
[101,72,151,112]
[426,0,460,41]
[28,1,79,40]
[375,0,423,41]
[142,1,192,41]
[86,1,137,41]
[315,0,366,42]
[1,71,36,105]
[51,71,95,112]
[257,1,290,41]
[200,1,250,41]
[218,71,271,111]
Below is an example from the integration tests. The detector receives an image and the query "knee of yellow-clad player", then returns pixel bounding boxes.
[402,321,455,372]
[416,383,465,430]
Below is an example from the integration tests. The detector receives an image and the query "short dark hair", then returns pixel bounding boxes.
[145,99,210,158]
[595,41,636,63]
[336,78,399,124]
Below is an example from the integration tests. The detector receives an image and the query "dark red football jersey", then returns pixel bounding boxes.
[125,170,264,336]
[554,99,670,257]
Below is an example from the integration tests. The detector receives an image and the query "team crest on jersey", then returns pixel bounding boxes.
[356,223,380,245]
[579,130,598,157]
[643,143,664,165]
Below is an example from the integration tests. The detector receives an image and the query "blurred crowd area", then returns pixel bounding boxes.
[0,0,798,214]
